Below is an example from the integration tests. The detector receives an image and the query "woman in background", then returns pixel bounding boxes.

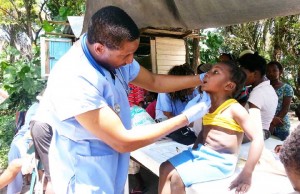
[267,61,294,140]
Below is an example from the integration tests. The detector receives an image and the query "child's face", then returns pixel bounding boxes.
[286,167,300,192]
[201,63,232,93]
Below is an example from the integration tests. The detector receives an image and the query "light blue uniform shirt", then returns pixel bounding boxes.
[40,37,140,193]
[155,89,199,120]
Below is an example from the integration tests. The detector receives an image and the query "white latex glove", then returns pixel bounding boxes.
[182,92,211,124]
[199,73,206,82]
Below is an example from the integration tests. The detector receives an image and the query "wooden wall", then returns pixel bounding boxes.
[151,37,186,74]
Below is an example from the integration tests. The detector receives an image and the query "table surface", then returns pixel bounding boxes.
[131,137,295,194]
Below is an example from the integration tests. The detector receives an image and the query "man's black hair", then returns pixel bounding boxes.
[87,6,140,50]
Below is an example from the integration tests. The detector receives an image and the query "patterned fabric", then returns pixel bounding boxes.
[128,84,145,107]
[273,83,294,140]
[235,86,252,104]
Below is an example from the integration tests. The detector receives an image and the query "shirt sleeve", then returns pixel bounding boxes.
[283,84,294,97]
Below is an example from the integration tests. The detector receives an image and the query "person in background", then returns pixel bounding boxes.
[239,49,254,58]
[197,63,212,75]
[156,64,199,121]
[39,6,210,193]
[7,102,39,194]
[145,91,158,119]
[239,52,278,141]
[278,125,300,192]
[159,61,264,194]
[128,83,145,107]
[218,53,235,62]
[266,61,294,141]
[0,144,36,190]
[155,64,199,145]
[30,120,53,193]
[274,104,300,153]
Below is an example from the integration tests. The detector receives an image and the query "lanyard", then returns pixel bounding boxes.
[81,34,106,77]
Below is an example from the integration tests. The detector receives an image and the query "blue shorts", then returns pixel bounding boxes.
[169,144,237,187]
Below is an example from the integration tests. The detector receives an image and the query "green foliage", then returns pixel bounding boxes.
[0,113,15,168]
[200,30,224,64]
[0,46,45,112]
[42,0,86,34]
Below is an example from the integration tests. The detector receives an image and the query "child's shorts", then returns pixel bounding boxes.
[169,144,237,187]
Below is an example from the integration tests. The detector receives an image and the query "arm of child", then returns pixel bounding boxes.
[229,105,264,193]
[0,158,23,189]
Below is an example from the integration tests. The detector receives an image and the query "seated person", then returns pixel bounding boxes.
[155,64,199,145]
[0,146,35,190]
[30,90,54,194]
[218,53,235,62]
[239,52,278,141]
[267,61,294,141]
[7,102,39,194]
[145,92,158,119]
[156,64,199,121]
[158,61,264,194]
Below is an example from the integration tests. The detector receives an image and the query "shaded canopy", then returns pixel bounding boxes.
[82,0,300,33]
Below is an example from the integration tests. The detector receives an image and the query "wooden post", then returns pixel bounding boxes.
[192,36,200,72]
[184,37,190,65]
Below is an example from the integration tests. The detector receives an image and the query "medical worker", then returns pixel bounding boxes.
[38,6,210,193]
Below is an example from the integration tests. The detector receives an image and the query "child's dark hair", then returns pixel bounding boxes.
[279,126,300,175]
[168,64,195,101]
[238,52,267,76]
[267,61,283,72]
[221,61,246,98]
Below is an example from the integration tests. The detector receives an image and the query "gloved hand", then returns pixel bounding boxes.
[199,73,206,82]
[182,92,211,124]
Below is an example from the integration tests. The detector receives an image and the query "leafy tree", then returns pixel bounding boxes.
[0,45,45,111]
[219,15,300,101]
[199,30,224,64]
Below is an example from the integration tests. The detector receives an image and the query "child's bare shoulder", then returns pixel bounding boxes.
[230,102,248,115]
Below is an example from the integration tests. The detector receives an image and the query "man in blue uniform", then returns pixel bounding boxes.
[38,6,210,193]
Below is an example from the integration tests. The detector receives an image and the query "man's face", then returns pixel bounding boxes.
[98,39,140,69]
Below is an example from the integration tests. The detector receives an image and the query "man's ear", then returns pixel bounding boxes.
[94,43,105,55]
[225,81,236,91]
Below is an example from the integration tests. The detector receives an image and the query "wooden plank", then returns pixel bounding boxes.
[157,70,169,74]
[45,32,75,38]
[157,55,185,61]
[157,60,185,66]
[156,44,185,51]
[155,49,186,56]
[45,40,50,75]
[157,59,185,65]
[156,37,184,45]
[150,39,157,73]
[158,65,174,71]
[142,29,187,36]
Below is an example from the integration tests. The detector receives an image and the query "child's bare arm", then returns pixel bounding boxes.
[229,105,264,193]
[0,158,23,189]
